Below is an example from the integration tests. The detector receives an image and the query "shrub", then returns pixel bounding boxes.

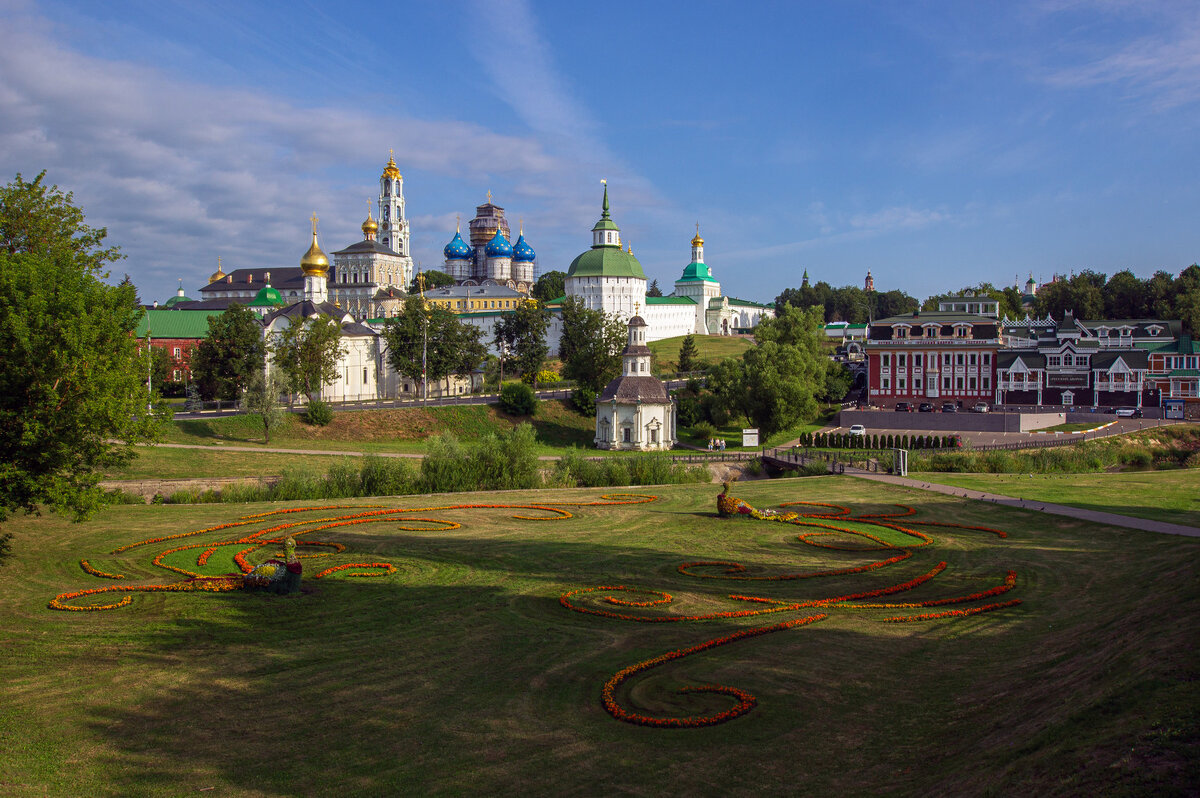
[677,396,703,427]
[535,369,560,384]
[691,421,718,441]
[303,399,334,426]
[570,387,596,416]
[499,382,539,416]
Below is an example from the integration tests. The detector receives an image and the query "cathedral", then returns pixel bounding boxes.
[440,194,536,294]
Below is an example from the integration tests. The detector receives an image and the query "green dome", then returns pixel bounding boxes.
[249,285,285,307]
[567,247,646,279]
[678,261,715,282]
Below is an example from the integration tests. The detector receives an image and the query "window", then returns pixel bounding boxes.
[898,375,907,391]
[650,428,658,444]
[983,353,991,365]
[956,354,964,366]
[943,376,952,390]
[895,327,909,339]
[881,376,890,390]
[623,428,631,443]
[968,353,977,366]
[1062,355,1073,367]
[172,347,181,358]
[914,377,923,391]
[363,368,368,384]
[969,377,977,390]
[914,353,923,367]
[1048,356,1061,367]
[956,377,964,390]
[898,353,907,369]
[982,376,991,390]
[172,369,181,380]
[943,353,952,366]
[881,353,891,368]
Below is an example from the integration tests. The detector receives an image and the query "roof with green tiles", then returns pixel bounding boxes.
[135,309,224,339]
[645,295,696,305]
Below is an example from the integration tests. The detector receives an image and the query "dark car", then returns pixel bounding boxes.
[1114,407,1143,418]
[895,401,913,412]
[918,402,934,413]
[941,402,957,413]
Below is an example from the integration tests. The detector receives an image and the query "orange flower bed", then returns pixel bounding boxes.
[312,563,397,579]
[80,560,124,580]
[601,614,827,727]
[883,599,1023,623]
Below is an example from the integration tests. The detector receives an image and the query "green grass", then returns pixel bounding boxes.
[165,401,596,454]
[678,408,837,451]
[649,334,754,372]
[105,446,360,480]
[1039,422,1107,433]
[912,469,1200,528]
[2,480,1196,796]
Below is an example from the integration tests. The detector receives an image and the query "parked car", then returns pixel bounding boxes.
[941,402,958,413]
[848,424,867,437]
[918,402,934,413]
[1114,407,1143,418]
[895,402,913,412]
[971,402,990,413]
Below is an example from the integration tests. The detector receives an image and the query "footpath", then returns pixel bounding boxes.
[846,469,1200,538]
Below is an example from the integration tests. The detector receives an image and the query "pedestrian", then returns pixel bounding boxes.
[707,438,713,452]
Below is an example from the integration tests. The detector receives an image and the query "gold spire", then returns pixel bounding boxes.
[519,217,523,235]
[691,222,704,248]
[456,213,461,233]
[383,150,401,180]
[486,189,492,203]
[208,255,226,284]
[300,213,329,276]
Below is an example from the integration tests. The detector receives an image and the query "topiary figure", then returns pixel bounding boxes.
[243,537,302,594]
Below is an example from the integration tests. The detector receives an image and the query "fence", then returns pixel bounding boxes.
[763,446,894,474]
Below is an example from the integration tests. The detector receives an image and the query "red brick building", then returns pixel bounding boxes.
[865,311,1000,408]
[135,309,223,381]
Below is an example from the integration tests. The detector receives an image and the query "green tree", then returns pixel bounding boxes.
[0,173,163,537]
[494,300,550,384]
[382,295,487,397]
[499,381,538,416]
[410,269,454,293]
[532,270,567,303]
[272,315,347,402]
[647,279,663,297]
[677,334,699,373]
[1,171,121,273]
[558,297,626,409]
[242,369,287,444]
[191,304,266,401]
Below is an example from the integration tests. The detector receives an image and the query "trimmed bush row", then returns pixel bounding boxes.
[796,432,962,450]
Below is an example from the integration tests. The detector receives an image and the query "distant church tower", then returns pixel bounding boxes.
[865,269,874,292]
[378,152,413,269]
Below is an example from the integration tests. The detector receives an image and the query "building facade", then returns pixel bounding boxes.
[439,196,536,294]
[865,311,1001,408]
[594,315,676,450]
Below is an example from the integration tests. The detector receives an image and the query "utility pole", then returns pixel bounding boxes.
[418,272,428,404]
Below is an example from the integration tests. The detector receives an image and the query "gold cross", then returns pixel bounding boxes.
[310,213,319,235]
[487,189,492,203]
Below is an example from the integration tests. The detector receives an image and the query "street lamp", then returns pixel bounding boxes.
[417,272,429,404]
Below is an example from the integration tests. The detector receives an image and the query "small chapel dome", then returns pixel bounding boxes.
[300,219,329,276]
[361,212,378,237]
[484,229,513,258]
[628,315,647,328]
[512,234,536,263]
[444,231,472,260]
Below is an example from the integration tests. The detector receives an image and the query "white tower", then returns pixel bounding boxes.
[378,152,414,268]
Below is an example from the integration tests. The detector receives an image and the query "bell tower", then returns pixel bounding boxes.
[378,151,412,261]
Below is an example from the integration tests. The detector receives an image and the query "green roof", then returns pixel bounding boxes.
[726,297,774,309]
[135,309,224,339]
[567,246,646,279]
[162,294,193,307]
[1166,369,1200,377]
[645,295,696,305]
[677,261,716,283]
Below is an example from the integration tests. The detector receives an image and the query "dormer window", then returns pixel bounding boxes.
[1148,326,1163,337]
[894,325,910,339]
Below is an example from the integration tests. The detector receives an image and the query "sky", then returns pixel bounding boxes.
[1,0,1198,306]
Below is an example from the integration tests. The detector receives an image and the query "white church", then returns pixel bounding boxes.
[546,183,774,349]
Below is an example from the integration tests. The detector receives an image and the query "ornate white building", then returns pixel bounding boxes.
[328,155,414,320]
[594,315,676,450]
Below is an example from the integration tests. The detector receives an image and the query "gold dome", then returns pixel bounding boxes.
[362,201,378,237]
[207,256,226,284]
[383,151,401,180]
[691,223,704,248]
[300,214,329,276]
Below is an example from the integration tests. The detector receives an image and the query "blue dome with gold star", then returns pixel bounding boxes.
[512,234,536,263]
[485,229,513,258]
[443,231,472,260]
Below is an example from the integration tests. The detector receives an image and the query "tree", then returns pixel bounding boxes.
[494,300,550,384]
[558,296,626,409]
[0,173,163,536]
[409,269,454,293]
[677,334,700,373]
[1,171,121,274]
[242,369,287,444]
[532,270,567,303]
[191,304,266,401]
[647,279,663,297]
[382,295,487,397]
[272,315,347,402]
[499,381,538,416]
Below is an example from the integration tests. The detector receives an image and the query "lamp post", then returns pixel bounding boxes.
[417,272,428,404]
[145,329,153,412]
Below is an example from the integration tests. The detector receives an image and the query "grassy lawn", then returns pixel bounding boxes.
[2,479,1195,796]
[677,408,838,451]
[165,401,596,454]
[103,446,360,480]
[649,334,754,372]
[912,469,1200,528]
[1039,422,1108,433]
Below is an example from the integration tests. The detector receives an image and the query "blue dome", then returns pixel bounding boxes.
[512,234,536,262]
[443,231,472,260]
[484,229,513,258]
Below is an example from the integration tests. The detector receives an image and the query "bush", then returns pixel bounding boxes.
[303,399,334,426]
[691,420,718,441]
[535,369,560,384]
[677,396,703,427]
[499,382,538,416]
[570,387,596,416]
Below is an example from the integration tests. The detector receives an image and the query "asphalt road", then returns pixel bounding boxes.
[820,416,1176,447]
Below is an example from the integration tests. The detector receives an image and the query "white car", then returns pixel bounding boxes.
[848,424,867,437]
[1114,407,1142,418]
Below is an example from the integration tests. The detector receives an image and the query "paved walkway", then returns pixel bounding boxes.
[846,469,1200,538]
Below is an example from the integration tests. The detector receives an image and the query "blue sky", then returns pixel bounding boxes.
[2,0,1197,306]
